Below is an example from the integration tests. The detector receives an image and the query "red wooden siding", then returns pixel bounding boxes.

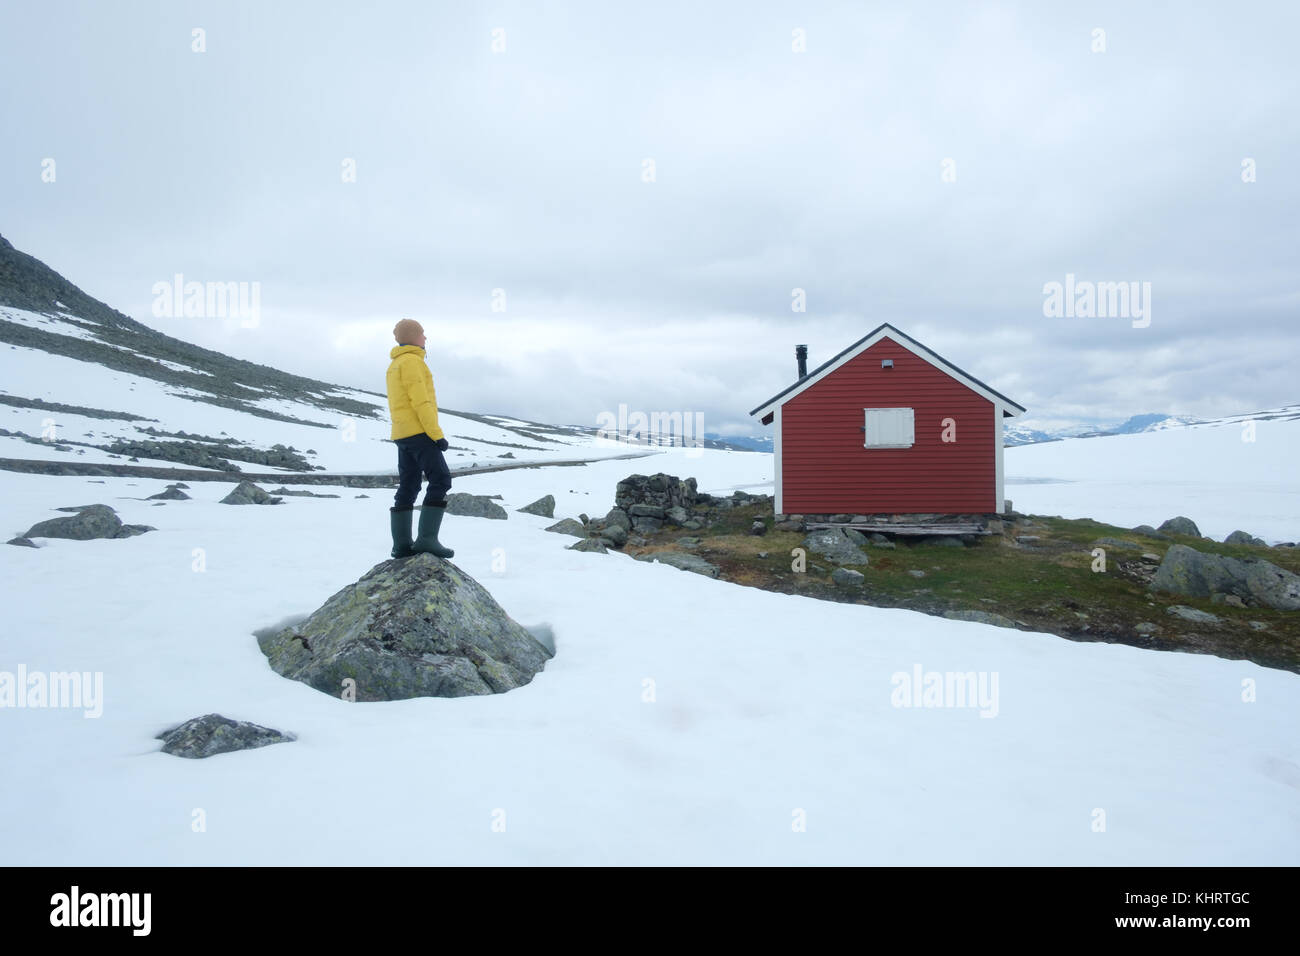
[781,337,995,513]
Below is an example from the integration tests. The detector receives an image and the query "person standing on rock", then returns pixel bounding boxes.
[386,318,454,559]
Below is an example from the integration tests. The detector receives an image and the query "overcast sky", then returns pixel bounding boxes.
[3,1,1297,435]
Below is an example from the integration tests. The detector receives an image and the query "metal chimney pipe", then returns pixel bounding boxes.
[796,344,808,380]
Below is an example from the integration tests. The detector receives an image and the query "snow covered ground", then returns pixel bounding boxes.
[2,444,1297,865]
[1006,415,1300,544]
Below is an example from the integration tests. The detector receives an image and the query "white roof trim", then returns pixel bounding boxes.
[752,326,1024,420]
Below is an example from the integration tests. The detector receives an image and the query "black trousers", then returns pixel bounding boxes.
[393,433,452,509]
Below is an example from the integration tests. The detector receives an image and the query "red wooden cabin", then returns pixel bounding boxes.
[749,324,1025,516]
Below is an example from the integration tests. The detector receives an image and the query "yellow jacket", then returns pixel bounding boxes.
[386,345,446,441]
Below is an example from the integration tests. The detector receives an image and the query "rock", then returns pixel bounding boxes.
[23,504,153,540]
[601,523,628,547]
[1131,524,1171,540]
[850,516,870,524]
[604,508,632,532]
[801,529,870,566]
[932,536,966,548]
[773,520,803,532]
[268,487,339,498]
[750,520,767,536]
[157,713,295,759]
[1248,621,1269,631]
[1166,605,1221,624]
[942,609,1018,629]
[1134,621,1157,634]
[355,494,370,499]
[568,538,608,553]
[676,536,702,549]
[1212,593,1246,608]
[626,534,647,547]
[632,516,664,533]
[545,518,587,538]
[615,473,699,514]
[1094,537,1140,550]
[1158,516,1201,537]
[628,504,667,519]
[868,533,891,544]
[832,567,864,587]
[757,551,769,559]
[169,482,190,490]
[7,536,36,547]
[681,519,705,531]
[665,505,689,526]
[516,495,556,518]
[55,503,115,513]
[258,554,551,700]
[842,528,868,546]
[147,486,190,501]
[633,551,721,578]
[1016,535,1041,545]
[907,569,926,578]
[1152,543,1300,610]
[578,513,589,524]
[499,451,515,459]
[1141,553,1162,563]
[445,493,508,520]
[220,481,282,505]
[1224,530,1268,548]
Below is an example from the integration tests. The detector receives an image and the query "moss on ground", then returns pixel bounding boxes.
[626,505,1300,674]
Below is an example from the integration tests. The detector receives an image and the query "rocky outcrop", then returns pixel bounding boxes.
[568,538,609,553]
[1151,544,1300,610]
[22,503,153,540]
[801,528,870,566]
[445,493,508,520]
[1157,516,1202,537]
[545,518,587,537]
[633,551,721,578]
[147,484,191,500]
[1224,530,1268,547]
[517,495,555,518]
[268,486,339,498]
[220,481,282,505]
[258,553,551,700]
[157,713,295,759]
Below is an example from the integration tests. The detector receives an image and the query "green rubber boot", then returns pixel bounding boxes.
[411,502,454,558]
[390,506,415,558]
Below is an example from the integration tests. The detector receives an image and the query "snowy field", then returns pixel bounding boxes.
[1006,416,1300,544]
[2,444,1297,865]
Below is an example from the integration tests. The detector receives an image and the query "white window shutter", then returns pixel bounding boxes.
[864,408,914,448]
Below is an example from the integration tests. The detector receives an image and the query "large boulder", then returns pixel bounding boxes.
[1224,530,1268,548]
[220,481,282,505]
[445,493,508,520]
[23,504,153,540]
[1157,516,1202,537]
[157,714,295,758]
[1151,544,1300,610]
[545,518,587,538]
[258,554,551,700]
[516,495,556,518]
[802,529,870,566]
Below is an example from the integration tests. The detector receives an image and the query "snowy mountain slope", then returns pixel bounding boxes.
[1006,412,1300,543]
[0,306,633,475]
[2,445,1297,865]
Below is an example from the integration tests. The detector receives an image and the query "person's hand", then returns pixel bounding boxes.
[433,437,449,452]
